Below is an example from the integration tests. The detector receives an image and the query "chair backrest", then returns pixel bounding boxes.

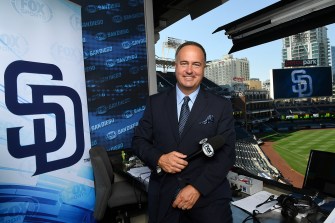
[89,146,114,221]
[90,146,115,182]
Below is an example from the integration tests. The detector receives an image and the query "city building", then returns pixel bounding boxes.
[244,78,262,90]
[205,54,250,88]
[331,46,335,80]
[282,27,330,67]
[262,79,271,92]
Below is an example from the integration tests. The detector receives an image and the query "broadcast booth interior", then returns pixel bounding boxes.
[75,0,335,222]
[2,0,335,222]
[85,0,335,222]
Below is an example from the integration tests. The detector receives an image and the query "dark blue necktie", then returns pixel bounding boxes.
[179,96,190,135]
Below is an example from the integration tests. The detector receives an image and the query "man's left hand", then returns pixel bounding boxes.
[172,185,200,210]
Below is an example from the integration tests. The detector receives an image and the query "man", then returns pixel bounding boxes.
[132,41,236,223]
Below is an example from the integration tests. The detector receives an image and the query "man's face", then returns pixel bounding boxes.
[175,45,205,95]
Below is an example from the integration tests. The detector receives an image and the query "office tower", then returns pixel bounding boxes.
[282,27,330,67]
[331,46,335,81]
[205,54,250,87]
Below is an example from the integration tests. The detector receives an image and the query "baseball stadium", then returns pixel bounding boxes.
[157,69,335,195]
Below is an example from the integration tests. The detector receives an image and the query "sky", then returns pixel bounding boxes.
[154,0,335,82]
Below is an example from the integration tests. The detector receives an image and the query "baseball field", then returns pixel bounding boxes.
[260,129,335,175]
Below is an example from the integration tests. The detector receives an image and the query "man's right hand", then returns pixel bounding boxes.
[158,151,188,174]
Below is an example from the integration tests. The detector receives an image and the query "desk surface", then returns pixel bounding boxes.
[230,195,327,223]
[110,156,329,223]
[111,159,149,192]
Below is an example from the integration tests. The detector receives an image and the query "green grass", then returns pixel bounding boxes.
[260,129,335,175]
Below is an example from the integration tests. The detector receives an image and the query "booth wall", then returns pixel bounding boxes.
[0,0,94,222]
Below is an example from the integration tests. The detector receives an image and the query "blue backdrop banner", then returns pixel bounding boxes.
[0,0,93,222]
[82,0,149,152]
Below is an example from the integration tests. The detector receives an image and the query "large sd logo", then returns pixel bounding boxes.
[291,69,313,97]
[4,60,84,175]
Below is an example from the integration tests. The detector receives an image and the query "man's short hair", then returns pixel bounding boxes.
[175,41,207,62]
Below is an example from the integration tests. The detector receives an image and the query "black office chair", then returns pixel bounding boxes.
[89,146,146,222]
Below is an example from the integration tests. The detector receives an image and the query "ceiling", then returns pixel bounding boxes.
[70,0,226,32]
[213,0,335,53]
[152,0,226,33]
[71,0,335,53]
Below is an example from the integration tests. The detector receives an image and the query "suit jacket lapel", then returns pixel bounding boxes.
[180,89,208,138]
[166,88,180,142]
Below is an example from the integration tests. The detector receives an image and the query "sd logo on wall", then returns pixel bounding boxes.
[0,1,93,222]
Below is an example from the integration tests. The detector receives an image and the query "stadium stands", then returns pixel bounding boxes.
[234,127,282,183]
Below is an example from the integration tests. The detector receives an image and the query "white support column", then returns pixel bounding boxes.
[144,0,158,95]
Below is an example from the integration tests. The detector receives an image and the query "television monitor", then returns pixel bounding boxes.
[270,67,333,99]
[303,150,335,198]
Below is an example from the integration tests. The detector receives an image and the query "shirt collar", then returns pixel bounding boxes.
[176,85,200,105]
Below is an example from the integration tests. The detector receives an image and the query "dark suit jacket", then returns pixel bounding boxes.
[132,87,236,223]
